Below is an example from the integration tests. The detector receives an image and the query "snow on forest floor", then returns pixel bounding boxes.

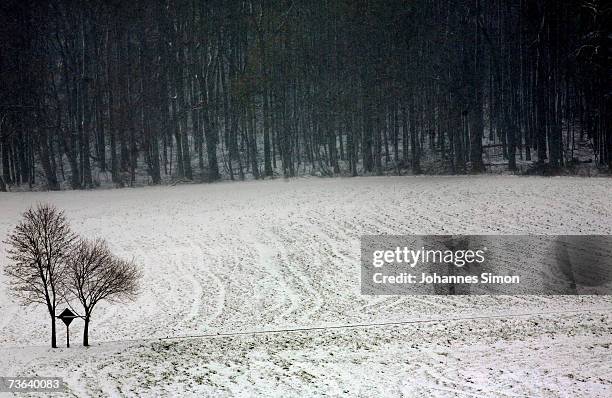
[1,175,611,397]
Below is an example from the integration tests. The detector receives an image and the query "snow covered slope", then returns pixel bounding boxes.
[1,176,611,396]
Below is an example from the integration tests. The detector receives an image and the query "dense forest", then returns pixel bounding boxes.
[0,0,610,191]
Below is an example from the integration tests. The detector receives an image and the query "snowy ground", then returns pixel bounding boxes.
[0,176,611,397]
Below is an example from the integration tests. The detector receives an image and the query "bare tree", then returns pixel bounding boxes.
[3,203,76,348]
[65,238,141,346]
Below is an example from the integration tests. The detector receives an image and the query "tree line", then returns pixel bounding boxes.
[0,0,610,190]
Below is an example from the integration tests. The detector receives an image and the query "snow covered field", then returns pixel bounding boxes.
[1,176,611,397]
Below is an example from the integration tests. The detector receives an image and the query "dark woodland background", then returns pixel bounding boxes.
[0,0,610,191]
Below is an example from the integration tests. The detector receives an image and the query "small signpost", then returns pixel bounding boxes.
[57,308,78,348]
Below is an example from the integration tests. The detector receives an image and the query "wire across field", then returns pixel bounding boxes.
[152,307,612,342]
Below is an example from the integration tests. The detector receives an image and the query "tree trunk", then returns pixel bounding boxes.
[83,316,90,346]
[51,314,57,348]
[38,130,60,190]
[263,88,273,177]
